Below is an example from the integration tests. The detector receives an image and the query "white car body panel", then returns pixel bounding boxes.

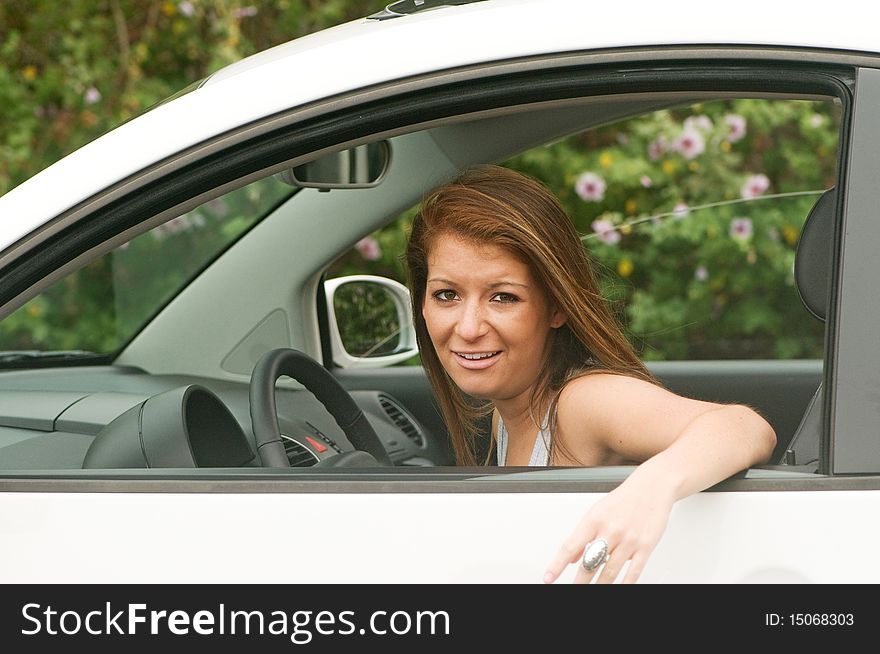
[1,486,874,583]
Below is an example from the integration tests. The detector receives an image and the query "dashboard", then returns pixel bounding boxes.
[0,366,436,470]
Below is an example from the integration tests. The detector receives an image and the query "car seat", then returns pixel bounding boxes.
[777,187,836,467]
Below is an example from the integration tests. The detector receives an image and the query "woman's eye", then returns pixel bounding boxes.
[491,292,519,303]
[433,290,458,302]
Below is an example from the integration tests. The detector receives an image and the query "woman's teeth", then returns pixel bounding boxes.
[457,351,500,360]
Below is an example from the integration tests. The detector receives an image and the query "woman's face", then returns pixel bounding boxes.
[422,233,566,404]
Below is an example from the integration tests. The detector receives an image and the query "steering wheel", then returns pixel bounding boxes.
[249,348,391,467]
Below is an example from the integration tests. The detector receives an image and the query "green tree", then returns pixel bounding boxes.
[0,0,387,195]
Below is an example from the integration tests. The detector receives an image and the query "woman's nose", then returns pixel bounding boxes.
[454,301,489,340]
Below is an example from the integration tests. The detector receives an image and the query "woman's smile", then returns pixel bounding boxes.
[452,350,503,369]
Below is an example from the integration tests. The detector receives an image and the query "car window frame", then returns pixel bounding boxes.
[828,66,880,474]
[0,52,868,488]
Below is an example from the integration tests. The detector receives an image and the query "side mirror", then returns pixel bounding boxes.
[276,141,391,189]
[324,275,417,368]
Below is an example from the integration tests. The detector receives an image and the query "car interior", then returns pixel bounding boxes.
[0,88,841,479]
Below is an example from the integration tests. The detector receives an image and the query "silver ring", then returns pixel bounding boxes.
[581,538,609,572]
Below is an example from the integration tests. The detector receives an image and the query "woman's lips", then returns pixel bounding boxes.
[452,350,502,370]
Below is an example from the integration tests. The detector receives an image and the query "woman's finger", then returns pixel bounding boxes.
[620,552,648,584]
[572,557,597,584]
[543,521,598,583]
[593,543,633,584]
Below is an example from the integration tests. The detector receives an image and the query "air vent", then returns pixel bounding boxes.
[378,396,425,448]
[280,435,319,467]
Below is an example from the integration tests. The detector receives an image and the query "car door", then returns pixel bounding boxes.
[2,45,880,584]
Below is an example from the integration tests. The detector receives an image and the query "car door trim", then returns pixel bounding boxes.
[2,471,880,494]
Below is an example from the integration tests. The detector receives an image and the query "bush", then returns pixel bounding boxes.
[334,99,838,361]
[1,5,838,362]
[0,0,387,195]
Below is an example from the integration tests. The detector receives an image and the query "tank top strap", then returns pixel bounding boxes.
[496,413,508,466]
[496,410,551,467]
[530,416,551,466]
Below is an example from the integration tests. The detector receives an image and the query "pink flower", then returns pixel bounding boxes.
[640,175,653,188]
[151,215,194,240]
[694,265,709,282]
[741,174,770,199]
[673,129,705,160]
[83,87,101,105]
[233,6,258,18]
[206,198,229,218]
[574,172,606,202]
[730,217,754,240]
[590,219,620,245]
[724,114,747,142]
[178,1,195,16]
[355,237,382,261]
[166,215,191,233]
[648,136,668,161]
[684,115,713,133]
[673,202,690,219]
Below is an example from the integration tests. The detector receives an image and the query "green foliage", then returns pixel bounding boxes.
[340,99,838,361]
[0,0,384,354]
[0,5,839,363]
[0,0,387,195]
[333,282,401,357]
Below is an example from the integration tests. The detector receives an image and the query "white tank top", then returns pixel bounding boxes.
[496,412,550,466]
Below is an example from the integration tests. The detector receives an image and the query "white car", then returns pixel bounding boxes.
[1,0,879,584]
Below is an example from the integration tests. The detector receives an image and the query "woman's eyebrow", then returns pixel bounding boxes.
[427,278,529,289]
[488,281,529,289]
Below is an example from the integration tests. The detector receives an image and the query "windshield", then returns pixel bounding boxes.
[0,176,292,362]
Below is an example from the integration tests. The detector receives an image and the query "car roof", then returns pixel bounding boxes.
[205,0,880,88]
[1,0,878,249]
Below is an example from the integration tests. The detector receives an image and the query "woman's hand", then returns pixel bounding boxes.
[542,476,675,584]
[544,376,776,584]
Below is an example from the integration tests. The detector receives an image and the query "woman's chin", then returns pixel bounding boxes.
[448,375,497,400]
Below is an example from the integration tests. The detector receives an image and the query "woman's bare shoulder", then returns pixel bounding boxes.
[556,372,674,449]
[557,369,734,462]
[558,371,654,411]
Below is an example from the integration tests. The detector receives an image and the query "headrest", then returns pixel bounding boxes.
[794,188,836,322]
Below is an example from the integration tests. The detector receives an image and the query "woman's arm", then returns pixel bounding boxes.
[543,373,776,584]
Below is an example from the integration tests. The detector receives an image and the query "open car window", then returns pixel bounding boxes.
[331,97,839,363]
[327,95,842,470]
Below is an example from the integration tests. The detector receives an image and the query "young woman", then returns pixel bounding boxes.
[404,165,776,583]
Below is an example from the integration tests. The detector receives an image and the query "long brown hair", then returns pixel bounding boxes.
[405,165,656,465]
